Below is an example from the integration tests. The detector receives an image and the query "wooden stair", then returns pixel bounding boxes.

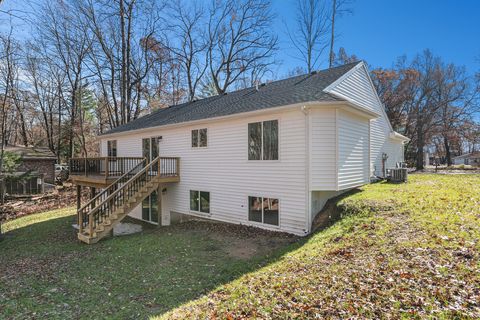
[77,179,160,244]
[76,156,179,244]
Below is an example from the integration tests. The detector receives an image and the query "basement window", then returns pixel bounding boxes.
[190,190,210,214]
[192,128,207,148]
[248,196,279,226]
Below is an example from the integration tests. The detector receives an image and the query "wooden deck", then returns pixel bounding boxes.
[74,156,180,244]
[69,157,180,187]
[69,174,122,188]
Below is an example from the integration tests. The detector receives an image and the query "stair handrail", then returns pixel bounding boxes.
[78,158,147,233]
[87,156,160,214]
[80,156,178,236]
[78,158,147,214]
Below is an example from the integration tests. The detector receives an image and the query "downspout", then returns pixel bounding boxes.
[301,105,311,234]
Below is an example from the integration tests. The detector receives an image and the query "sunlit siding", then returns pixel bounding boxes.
[327,64,403,177]
[309,108,337,190]
[100,109,308,236]
[328,65,379,114]
[337,110,370,189]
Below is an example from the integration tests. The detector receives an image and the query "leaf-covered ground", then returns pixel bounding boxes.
[158,174,480,319]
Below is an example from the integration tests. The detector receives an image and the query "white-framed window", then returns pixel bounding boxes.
[107,140,117,157]
[248,196,279,226]
[248,120,278,160]
[192,128,207,148]
[190,190,210,213]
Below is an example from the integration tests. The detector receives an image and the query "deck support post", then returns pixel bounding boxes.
[76,185,82,228]
[76,185,81,210]
[160,186,171,226]
[157,185,162,227]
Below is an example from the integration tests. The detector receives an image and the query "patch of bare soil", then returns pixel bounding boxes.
[0,184,88,222]
[169,220,299,259]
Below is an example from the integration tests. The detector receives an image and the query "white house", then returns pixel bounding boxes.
[71,61,409,243]
[453,152,480,166]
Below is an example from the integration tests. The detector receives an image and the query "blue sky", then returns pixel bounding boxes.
[273,0,480,76]
[1,0,479,77]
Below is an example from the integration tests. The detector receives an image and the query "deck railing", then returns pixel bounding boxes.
[69,157,145,179]
[78,156,180,235]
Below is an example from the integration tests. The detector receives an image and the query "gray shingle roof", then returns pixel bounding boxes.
[5,145,57,159]
[105,62,360,135]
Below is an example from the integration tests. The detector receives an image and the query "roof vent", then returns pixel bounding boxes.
[310,70,317,75]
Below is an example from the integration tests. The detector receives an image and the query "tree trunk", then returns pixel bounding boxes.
[329,0,336,68]
[444,135,452,166]
[69,90,76,158]
[416,119,424,170]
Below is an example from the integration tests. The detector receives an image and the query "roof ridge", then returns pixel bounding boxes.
[174,62,361,107]
[103,62,359,135]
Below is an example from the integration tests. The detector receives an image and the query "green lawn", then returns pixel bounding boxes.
[0,207,296,319]
[1,174,479,319]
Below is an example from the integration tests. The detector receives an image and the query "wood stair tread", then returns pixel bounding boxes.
[78,180,161,244]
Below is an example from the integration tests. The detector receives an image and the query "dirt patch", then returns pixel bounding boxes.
[224,236,295,260]
[168,220,299,260]
[113,222,143,236]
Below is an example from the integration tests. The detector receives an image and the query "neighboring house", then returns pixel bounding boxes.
[70,61,409,244]
[4,146,57,184]
[453,152,480,166]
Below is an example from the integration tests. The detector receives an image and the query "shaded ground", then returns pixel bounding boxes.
[158,174,480,319]
[417,165,480,175]
[0,184,89,222]
[0,209,298,319]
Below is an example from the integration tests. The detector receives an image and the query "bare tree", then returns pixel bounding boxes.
[79,0,161,128]
[25,42,68,158]
[288,0,329,73]
[0,28,16,205]
[333,47,358,66]
[207,0,277,94]
[169,0,208,101]
[35,0,92,157]
[328,0,352,68]
[434,65,477,165]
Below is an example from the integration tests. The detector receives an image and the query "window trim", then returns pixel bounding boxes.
[191,128,208,149]
[247,119,279,161]
[107,140,117,157]
[189,190,211,215]
[247,196,280,227]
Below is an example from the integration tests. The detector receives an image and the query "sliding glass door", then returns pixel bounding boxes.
[142,137,159,162]
[142,190,158,223]
[142,137,160,223]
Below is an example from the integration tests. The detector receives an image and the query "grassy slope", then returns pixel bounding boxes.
[158,174,480,319]
[0,208,295,319]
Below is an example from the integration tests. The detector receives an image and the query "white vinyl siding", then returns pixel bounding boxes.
[309,108,337,190]
[327,64,405,178]
[101,109,308,235]
[337,110,370,189]
[327,64,379,114]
